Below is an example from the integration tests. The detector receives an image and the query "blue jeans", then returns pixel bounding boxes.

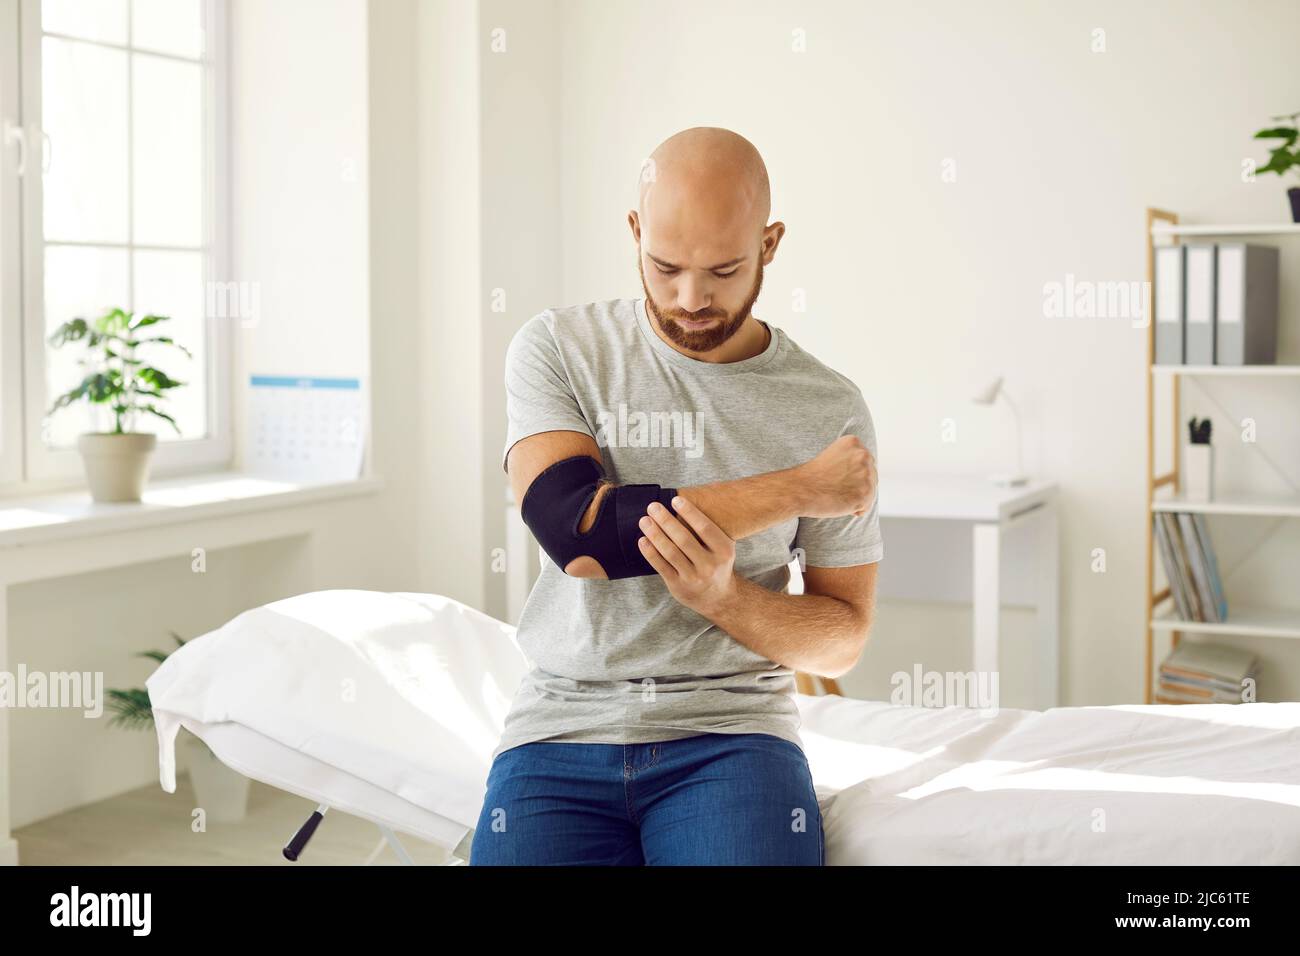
[469,732,823,866]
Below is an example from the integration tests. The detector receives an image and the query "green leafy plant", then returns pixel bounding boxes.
[46,307,191,436]
[1253,111,1300,182]
[105,630,188,731]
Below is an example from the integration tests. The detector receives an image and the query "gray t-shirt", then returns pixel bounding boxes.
[494,296,883,760]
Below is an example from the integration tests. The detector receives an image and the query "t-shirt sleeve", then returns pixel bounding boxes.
[792,390,884,568]
[502,313,597,473]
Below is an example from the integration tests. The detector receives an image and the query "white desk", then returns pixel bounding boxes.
[874,475,1060,710]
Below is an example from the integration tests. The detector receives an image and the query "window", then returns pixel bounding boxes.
[0,0,231,492]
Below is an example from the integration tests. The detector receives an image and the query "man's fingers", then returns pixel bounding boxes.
[638,514,692,575]
[669,496,733,553]
[646,502,708,565]
[638,535,677,580]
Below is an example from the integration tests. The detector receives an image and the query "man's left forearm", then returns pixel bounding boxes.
[700,576,868,679]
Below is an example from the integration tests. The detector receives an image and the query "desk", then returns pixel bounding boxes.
[872,475,1060,710]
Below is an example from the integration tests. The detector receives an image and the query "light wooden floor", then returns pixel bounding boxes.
[15,773,460,866]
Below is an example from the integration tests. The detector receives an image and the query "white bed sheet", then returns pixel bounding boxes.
[148,589,1300,864]
[799,693,1300,864]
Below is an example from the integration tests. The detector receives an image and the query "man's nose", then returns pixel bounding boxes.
[676,274,710,314]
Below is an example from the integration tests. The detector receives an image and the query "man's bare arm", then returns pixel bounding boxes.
[700,563,877,677]
[505,429,874,578]
[633,495,879,677]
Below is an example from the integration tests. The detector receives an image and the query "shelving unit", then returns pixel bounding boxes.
[1151,223,1300,238]
[1151,605,1300,640]
[1151,364,1300,376]
[1152,492,1300,518]
[1143,208,1300,703]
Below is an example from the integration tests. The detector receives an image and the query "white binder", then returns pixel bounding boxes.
[1153,245,1184,365]
[1215,243,1279,365]
[1183,245,1215,365]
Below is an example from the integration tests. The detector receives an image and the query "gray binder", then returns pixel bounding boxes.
[1183,245,1216,365]
[1154,245,1184,365]
[1215,243,1279,365]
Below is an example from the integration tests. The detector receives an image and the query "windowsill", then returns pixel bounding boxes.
[0,470,385,550]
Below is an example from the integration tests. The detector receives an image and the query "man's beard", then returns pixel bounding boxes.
[639,254,765,353]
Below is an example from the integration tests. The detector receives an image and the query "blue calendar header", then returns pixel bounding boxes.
[250,376,361,390]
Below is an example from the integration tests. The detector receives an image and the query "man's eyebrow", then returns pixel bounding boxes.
[646,253,747,271]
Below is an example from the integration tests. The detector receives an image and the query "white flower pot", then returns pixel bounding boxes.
[180,733,251,823]
[1183,443,1214,502]
[76,432,157,502]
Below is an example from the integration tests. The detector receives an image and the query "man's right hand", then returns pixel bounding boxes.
[796,435,878,518]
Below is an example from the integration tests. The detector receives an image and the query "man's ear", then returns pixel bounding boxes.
[628,210,641,242]
[761,221,786,264]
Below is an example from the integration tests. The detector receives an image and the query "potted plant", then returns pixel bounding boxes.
[46,307,190,502]
[107,631,252,823]
[1253,111,1300,222]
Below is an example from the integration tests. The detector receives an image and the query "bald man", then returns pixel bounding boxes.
[471,127,882,866]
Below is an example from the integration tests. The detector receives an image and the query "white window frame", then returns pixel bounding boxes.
[8,0,232,494]
[0,0,23,487]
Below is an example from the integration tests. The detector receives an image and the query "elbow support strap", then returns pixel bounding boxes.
[520,455,678,580]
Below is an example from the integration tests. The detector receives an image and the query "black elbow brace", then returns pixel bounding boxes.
[520,455,678,579]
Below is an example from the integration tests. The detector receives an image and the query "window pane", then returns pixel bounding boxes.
[131,0,203,60]
[42,0,127,45]
[132,53,202,247]
[42,37,129,243]
[133,250,207,441]
[43,246,130,444]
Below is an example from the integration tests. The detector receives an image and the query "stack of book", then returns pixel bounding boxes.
[1157,640,1257,704]
[1153,512,1227,623]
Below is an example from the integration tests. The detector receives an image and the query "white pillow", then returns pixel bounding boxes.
[146,590,529,837]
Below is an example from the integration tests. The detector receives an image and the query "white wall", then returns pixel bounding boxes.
[230,0,371,468]
[550,0,1300,703]
[414,0,488,611]
[410,0,564,618]
[479,0,563,617]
